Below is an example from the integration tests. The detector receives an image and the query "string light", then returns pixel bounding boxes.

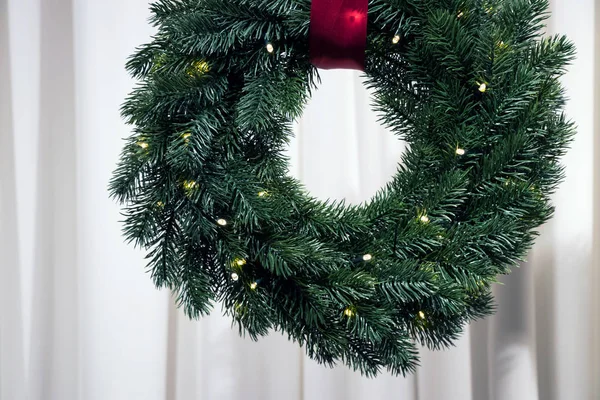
[183,180,198,191]
[258,191,269,198]
[362,254,373,262]
[418,311,426,320]
[137,141,149,150]
[156,201,165,208]
[217,218,228,226]
[266,43,274,53]
[420,215,430,224]
[455,148,466,156]
[392,35,401,44]
[231,272,240,281]
[188,60,210,77]
[478,82,487,93]
[457,11,464,18]
[250,282,258,290]
[182,132,192,144]
[234,258,247,267]
[344,308,355,317]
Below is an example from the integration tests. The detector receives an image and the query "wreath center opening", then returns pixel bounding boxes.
[289,70,405,204]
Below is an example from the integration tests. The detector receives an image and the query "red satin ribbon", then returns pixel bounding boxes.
[309,0,368,71]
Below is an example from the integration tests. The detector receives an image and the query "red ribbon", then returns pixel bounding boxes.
[309,0,369,71]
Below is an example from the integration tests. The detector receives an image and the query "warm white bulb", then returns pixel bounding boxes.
[344,308,355,317]
[137,141,149,149]
[191,60,210,75]
[183,180,198,191]
[235,259,247,267]
[455,148,466,156]
[457,11,464,18]
[478,83,487,93]
[217,219,228,226]
[418,311,426,320]
[250,282,258,290]
[392,35,400,44]
[362,254,373,262]
[420,215,430,223]
[258,191,269,198]
[231,273,239,281]
[266,43,274,53]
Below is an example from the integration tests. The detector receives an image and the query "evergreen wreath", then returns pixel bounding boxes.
[110,0,575,376]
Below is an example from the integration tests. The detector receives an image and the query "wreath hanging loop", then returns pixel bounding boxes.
[111,0,575,376]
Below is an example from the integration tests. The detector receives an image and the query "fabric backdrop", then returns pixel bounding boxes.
[1,0,598,399]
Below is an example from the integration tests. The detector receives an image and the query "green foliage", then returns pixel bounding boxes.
[110,0,575,376]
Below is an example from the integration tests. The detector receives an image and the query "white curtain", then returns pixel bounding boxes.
[1,0,598,399]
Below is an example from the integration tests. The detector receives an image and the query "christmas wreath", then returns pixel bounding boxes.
[110,0,574,376]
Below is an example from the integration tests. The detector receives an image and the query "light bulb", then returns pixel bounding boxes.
[457,11,464,18]
[231,273,239,281]
[235,259,247,267]
[478,83,487,93]
[418,311,426,320]
[455,148,466,156]
[217,219,228,226]
[183,180,198,191]
[258,191,269,198]
[250,282,258,290]
[266,43,274,53]
[137,141,149,149]
[420,215,430,223]
[191,60,210,75]
[362,254,373,262]
[392,35,400,44]
[344,308,355,317]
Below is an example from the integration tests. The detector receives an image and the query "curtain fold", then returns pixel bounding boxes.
[0,1,26,399]
[1,0,598,399]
